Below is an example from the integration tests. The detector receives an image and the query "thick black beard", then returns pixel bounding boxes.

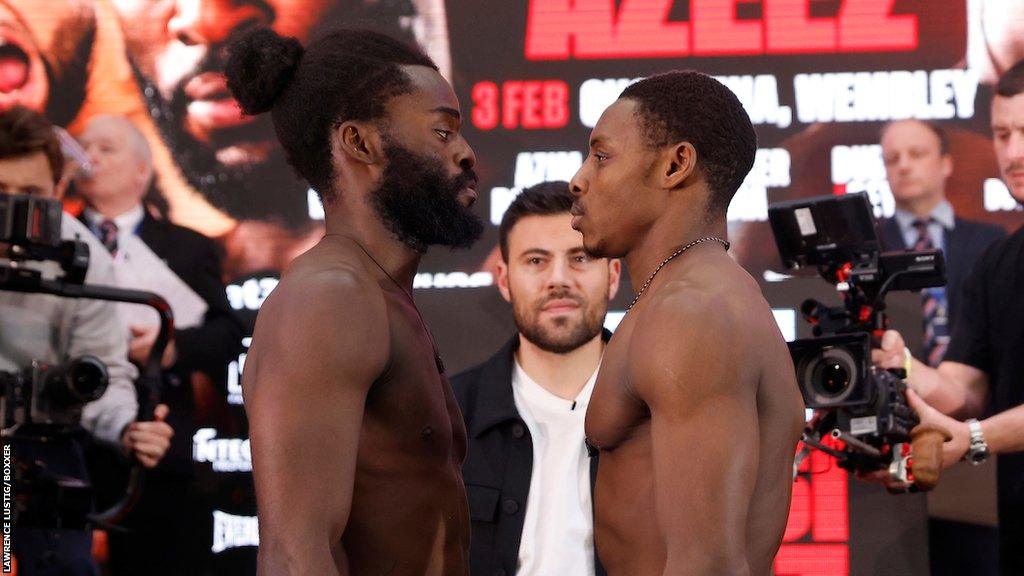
[370,139,483,252]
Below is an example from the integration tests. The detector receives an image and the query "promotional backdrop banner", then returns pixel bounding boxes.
[7,1,1023,573]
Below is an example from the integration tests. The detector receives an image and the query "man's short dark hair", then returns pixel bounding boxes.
[0,106,63,186]
[619,71,756,217]
[225,27,438,203]
[499,181,574,261]
[996,59,1024,98]
[880,119,950,155]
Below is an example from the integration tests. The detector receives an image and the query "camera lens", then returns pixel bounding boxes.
[814,361,850,395]
[808,355,854,400]
[43,356,108,406]
[797,345,859,406]
[66,357,108,401]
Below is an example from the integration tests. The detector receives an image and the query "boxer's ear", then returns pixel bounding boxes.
[661,141,698,190]
[334,121,382,165]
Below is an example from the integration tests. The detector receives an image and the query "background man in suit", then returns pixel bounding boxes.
[452,181,620,576]
[878,119,1006,366]
[74,114,244,575]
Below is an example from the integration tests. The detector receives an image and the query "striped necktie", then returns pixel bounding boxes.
[912,218,949,366]
[99,219,119,256]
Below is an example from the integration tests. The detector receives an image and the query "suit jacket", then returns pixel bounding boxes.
[83,211,244,474]
[877,215,1005,357]
[135,212,244,381]
[451,332,608,576]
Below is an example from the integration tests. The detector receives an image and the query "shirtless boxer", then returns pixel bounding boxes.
[569,71,805,575]
[225,28,482,575]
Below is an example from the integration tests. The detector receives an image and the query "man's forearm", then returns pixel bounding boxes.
[909,358,960,412]
[980,404,1024,455]
[909,359,984,417]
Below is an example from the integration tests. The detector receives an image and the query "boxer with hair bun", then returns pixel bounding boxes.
[225,26,481,576]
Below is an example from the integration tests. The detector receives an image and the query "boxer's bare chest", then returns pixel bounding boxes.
[341,294,470,575]
[360,291,466,469]
[585,316,648,452]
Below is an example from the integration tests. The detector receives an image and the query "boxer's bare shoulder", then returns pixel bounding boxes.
[586,254,803,576]
[247,239,391,394]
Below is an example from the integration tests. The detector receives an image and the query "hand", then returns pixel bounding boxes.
[906,389,969,468]
[121,404,174,468]
[851,390,965,492]
[129,324,177,368]
[854,469,916,493]
[871,329,907,372]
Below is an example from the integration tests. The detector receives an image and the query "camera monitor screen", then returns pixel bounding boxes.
[768,192,879,270]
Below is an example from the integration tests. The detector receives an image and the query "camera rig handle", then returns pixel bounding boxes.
[0,263,174,527]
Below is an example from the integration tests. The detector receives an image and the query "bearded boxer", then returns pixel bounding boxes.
[225,27,481,575]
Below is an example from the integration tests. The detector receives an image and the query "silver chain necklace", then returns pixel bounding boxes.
[626,237,730,312]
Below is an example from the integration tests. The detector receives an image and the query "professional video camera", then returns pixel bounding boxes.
[768,192,950,489]
[2,192,173,528]
[1,357,108,428]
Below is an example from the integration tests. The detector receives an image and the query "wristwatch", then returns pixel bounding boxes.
[964,418,990,465]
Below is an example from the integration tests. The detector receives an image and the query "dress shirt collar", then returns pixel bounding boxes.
[893,198,955,232]
[84,204,145,237]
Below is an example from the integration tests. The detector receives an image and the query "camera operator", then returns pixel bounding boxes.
[0,106,173,575]
[873,61,1024,574]
[878,118,1007,575]
[73,114,244,576]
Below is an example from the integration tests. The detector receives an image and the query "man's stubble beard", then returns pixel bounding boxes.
[512,287,607,354]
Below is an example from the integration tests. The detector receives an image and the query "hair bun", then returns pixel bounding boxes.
[225,27,304,115]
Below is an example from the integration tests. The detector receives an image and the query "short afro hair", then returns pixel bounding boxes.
[0,106,64,186]
[225,27,437,203]
[499,181,574,261]
[996,58,1024,99]
[620,71,756,216]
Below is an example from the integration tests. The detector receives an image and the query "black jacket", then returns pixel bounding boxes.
[877,215,1005,356]
[451,332,608,576]
[82,211,244,473]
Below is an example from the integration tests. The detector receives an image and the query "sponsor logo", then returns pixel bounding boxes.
[211,511,259,554]
[194,428,251,473]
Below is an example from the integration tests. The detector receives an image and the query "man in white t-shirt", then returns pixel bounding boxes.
[452,181,621,576]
